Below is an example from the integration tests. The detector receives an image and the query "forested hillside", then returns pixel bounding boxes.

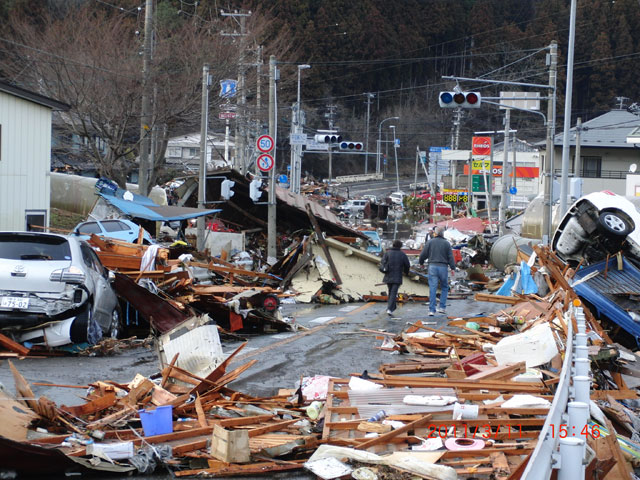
[1,0,639,179]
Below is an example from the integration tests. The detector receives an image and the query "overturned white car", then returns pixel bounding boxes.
[552,191,640,265]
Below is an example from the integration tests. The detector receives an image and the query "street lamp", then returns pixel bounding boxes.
[377,116,399,175]
[390,125,400,193]
[297,64,311,108]
[291,64,311,194]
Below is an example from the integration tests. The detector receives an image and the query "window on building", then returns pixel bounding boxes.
[167,146,182,157]
[581,156,601,178]
[186,147,199,157]
[25,210,47,232]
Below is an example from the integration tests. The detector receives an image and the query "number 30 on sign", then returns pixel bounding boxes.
[257,153,274,172]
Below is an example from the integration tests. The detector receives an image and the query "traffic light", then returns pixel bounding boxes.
[249,178,263,202]
[220,179,235,200]
[438,91,481,108]
[314,133,343,143]
[339,141,363,151]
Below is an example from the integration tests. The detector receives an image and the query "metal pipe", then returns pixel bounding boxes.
[573,375,590,405]
[567,401,589,441]
[574,333,587,347]
[559,0,577,217]
[558,437,585,480]
[574,345,588,361]
[574,358,589,377]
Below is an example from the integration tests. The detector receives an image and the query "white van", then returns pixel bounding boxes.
[338,199,369,215]
[389,191,406,206]
[552,191,640,265]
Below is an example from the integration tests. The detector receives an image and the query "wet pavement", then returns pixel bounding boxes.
[0,294,504,479]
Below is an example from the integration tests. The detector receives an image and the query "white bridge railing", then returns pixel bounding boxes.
[522,305,592,479]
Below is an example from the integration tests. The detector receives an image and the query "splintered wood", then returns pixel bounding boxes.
[2,246,639,478]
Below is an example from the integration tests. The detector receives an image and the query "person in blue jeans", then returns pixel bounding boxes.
[418,226,456,316]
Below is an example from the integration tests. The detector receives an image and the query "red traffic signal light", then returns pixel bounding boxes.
[439,91,481,108]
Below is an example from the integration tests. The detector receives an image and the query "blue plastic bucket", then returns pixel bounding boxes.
[138,405,173,437]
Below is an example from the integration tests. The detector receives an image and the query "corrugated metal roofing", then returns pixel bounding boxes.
[275,186,366,238]
[584,268,640,296]
[99,192,221,221]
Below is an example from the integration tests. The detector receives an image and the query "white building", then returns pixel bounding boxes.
[165,132,234,173]
[0,81,68,231]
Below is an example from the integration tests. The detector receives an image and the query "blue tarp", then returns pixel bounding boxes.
[573,256,640,340]
[96,182,221,222]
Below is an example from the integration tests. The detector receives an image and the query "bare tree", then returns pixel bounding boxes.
[0,2,294,189]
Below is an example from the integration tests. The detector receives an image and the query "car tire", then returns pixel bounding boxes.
[107,306,122,339]
[70,303,91,344]
[598,211,631,237]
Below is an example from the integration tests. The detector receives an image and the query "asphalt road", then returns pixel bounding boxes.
[0,294,504,479]
[336,177,419,200]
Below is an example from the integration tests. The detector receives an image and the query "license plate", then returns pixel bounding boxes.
[1,296,29,309]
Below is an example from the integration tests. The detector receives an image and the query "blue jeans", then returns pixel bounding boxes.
[428,264,449,312]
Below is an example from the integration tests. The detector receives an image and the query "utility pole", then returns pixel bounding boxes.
[499,109,511,235]
[542,41,558,242]
[452,109,462,150]
[138,0,153,195]
[221,10,251,173]
[197,64,210,251]
[267,56,277,260]
[326,105,337,182]
[559,0,577,217]
[364,93,375,174]
[574,117,582,179]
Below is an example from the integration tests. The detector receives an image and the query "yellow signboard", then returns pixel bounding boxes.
[471,159,491,174]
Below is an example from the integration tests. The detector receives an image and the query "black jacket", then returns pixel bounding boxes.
[418,235,455,270]
[381,247,410,285]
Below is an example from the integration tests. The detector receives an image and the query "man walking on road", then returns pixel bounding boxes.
[381,239,410,316]
[418,226,456,316]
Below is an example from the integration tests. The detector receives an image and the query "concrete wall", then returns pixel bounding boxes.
[0,91,52,230]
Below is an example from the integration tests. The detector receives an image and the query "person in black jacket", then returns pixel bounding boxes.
[381,239,410,316]
[418,226,456,316]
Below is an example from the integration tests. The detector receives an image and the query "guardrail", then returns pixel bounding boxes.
[522,305,591,479]
[329,173,384,183]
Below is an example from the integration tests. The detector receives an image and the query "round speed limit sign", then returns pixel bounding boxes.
[257,135,274,153]
[256,153,274,172]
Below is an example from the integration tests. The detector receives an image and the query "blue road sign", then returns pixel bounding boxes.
[509,186,518,195]
[220,79,237,98]
[278,174,289,184]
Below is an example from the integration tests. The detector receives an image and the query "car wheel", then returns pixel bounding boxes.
[107,307,122,339]
[598,211,631,237]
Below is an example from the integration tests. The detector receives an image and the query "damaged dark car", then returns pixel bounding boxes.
[0,232,121,347]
